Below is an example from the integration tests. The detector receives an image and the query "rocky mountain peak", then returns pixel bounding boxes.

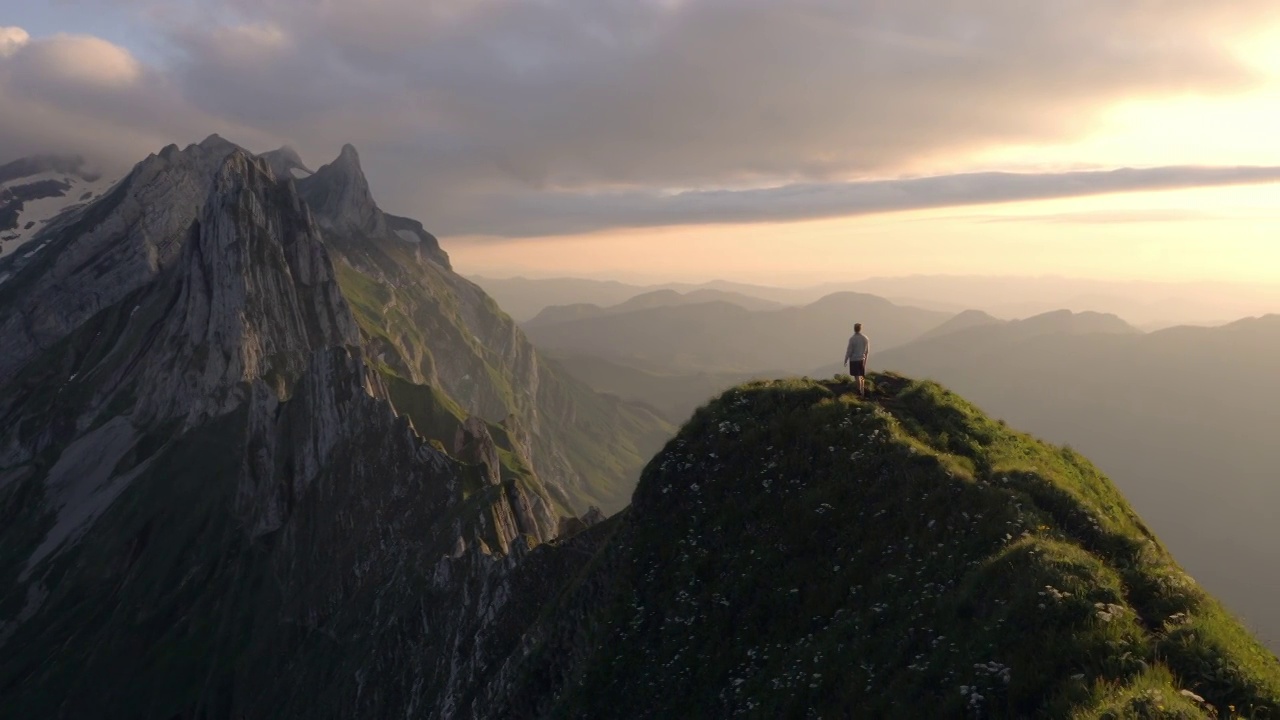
[198,133,235,153]
[296,143,385,237]
[454,415,502,487]
[337,143,360,165]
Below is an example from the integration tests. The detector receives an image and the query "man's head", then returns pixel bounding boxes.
[855,323,862,333]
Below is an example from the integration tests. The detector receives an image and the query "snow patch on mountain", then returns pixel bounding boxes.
[0,171,119,259]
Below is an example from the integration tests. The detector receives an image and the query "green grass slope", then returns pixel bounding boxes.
[326,234,672,515]
[509,374,1280,718]
[545,350,763,424]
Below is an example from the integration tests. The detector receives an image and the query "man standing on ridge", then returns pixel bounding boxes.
[844,323,870,397]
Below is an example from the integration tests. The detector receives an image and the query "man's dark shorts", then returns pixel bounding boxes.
[850,360,866,377]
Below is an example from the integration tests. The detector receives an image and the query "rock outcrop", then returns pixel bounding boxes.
[297,143,387,238]
[0,134,241,380]
[292,144,670,515]
[455,416,502,487]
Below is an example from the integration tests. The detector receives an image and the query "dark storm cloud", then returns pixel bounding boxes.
[2,1,1278,234]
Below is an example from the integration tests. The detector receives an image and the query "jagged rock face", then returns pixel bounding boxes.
[555,504,605,538]
[296,144,388,237]
[449,416,561,551]
[0,141,585,718]
[0,135,242,381]
[581,506,606,526]
[296,144,452,270]
[0,150,361,474]
[131,150,361,423]
[456,416,503,487]
[292,144,669,515]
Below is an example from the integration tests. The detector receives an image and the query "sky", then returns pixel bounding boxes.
[4,1,1280,287]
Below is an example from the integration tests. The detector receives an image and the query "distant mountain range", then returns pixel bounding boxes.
[470,275,839,320]
[855,274,1280,330]
[877,310,1280,649]
[524,291,949,374]
[524,287,783,328]
[469,273,1280,329]
[543,350,760,423]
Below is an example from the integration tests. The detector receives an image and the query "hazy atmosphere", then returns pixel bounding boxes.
[6,2,1280,286]
[5,1,1280,717]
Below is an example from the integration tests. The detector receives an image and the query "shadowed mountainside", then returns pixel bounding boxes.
[523,288,784,328]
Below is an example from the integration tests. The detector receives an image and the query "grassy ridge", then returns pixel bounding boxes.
[541,374,1280,718]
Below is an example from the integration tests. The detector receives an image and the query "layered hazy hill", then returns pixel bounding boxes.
[524,288,783,328]
[876,311,1280,650]
[470,276,826,321]
[524,291,948,375]
[472,274,1280,330]
[542,350,759,424]
[811,308,1141,378]
[854,275,1280,330]
[483,376,1280,718]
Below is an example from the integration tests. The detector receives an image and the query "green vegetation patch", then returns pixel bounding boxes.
[542,373,1280,718]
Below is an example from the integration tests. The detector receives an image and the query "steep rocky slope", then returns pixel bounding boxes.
[0,140,665,717]
[293,144,671,514]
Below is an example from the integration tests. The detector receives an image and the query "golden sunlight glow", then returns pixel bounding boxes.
[973,26,1280,170]
[454,26,1280,289]
[450,184,1280,286]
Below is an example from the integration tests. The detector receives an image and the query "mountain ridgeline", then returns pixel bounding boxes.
[0,138,1277,717]
[0,137,665,715]
[486,376,1280,717]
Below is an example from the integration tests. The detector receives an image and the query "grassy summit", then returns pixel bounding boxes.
[523,374,1280,718]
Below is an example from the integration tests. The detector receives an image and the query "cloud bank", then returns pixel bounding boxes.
[2,2,1279,235]
[449,166,1280,236]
